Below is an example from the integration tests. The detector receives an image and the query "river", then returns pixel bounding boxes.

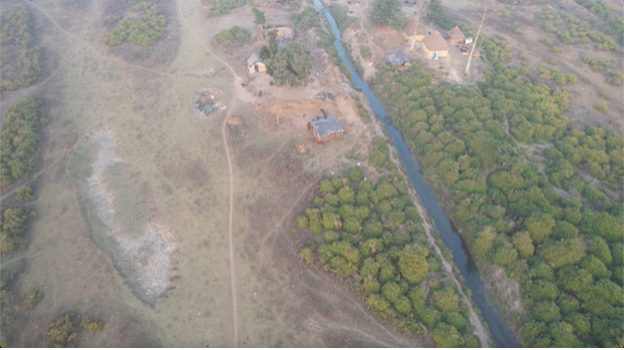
[312,0,520,347]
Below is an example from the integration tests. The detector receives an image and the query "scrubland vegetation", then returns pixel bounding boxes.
[328,3,355,33]
[539,9,618,51]
[368,35,623,347]
[1,98,46,187]
[0,7,43,92]
[217,26,251,46]
[44,313,105,347]
[205,0,249,17]
[291,6,353,82]
[298,159,481,347]
[103,1,167,46]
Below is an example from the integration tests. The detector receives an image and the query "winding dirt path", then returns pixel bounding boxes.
[175,1,240,346]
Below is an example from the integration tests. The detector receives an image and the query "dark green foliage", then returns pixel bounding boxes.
[1,206,33,254]
[205,0,249,17]
[217,26,250,46]
[444,311,467,331]
[291,6,321,31]
[1,7,42,92]
[265,42,313,87]
[251,7,266,27]
[347,166,364,183]
[368,34,624,346]
[328,4,355,32]
[1,98,45,187]
[103,2,167,46]
[368,0,407,30]
[433,322,464,347]
[427,0,457,30]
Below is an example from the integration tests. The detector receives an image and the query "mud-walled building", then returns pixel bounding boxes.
[310,117,343,143]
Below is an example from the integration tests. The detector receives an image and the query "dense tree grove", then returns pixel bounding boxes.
[259,29,312,87]
[298,156,480,346]
[1,98,46,187]
[0,7,43,91]
[217,26,250,46]
[369,35,623,347]
[368,0,407,30]
[103,1,167,46]
[205,0,249,17]
[427,0,457,30]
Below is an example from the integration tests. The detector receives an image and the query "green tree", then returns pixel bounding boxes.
[347,166,364,183]
[532,300,561,323]
[398,244,429,284]
[433,323,464,348]
[512,230,534,258]
[265,42,313,87]
[251,6,266,30]
[473,226,496,257]
[538,237,586,269]
[524,213,556,243]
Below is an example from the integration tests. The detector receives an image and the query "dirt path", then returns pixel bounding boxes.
[446,54,462,84]
[176,1,241,346]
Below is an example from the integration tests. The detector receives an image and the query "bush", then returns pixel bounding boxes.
[1,206,33,254]
[291,6,321,30]
[433,323,464,348]
[360,45,372,59]
[103,2,167,46]
[46,314,78,347]
[24,290,43,308]
[81,316,104,334]
[550,46,563,53]
[606,71,623,86]
[540,38,553,47]
[0,8,42,91]
[217,26,250,46]
[347,166,364,183]
[265,42,313,87]
[205,0,248,17]
[514,28,524,35]
[369,0,407,30]
[398,244,429,284]
[594,102,608,111]
[599,92,613,101]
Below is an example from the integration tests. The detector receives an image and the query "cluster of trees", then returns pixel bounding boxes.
[1,98,46,187]
[368,0,407,30]
[103,1,167,46]
[205,0,249,17]
[1,7,43,92]
[537,65,577,85]
[297,164,480,347]
[539,9,618,50]
[369,35,623,347]
[216,26,250,46]
[427,0,457,31]
[259,30,312,87]
[574,0,624,44]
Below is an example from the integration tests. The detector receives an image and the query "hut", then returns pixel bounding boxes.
[388,50,411,67]
[446,26,465,46]
[402,16,426,42]
[247,53,266,74]
[310,117,343,143]
[422,31,449,59]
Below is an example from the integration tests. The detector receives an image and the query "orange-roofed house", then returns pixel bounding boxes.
[402,16,426,42]
[446,26,465,46]
[422,31,449,59]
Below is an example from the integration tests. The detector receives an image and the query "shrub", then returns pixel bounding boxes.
[81,316,104,334]
[366,294,395,319]
[14,186,36,202]
[599,92,613,101]
[46,314,78,347]
[369,0,408,30]
[205,0,248,17]
[398,244,429,284]
[103,2,167,46]
[606,71,623,85]
[347,166,364,183]
[540,38,553,47]
[594,102,608,111]
[24,290,43,308]
[551,46,563,53]
[514,28,524,35]
[433,323,464,348]
[217,26,250,46]
[360,45,372,59]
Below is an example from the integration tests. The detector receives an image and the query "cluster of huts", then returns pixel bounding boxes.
[390,16,478,66]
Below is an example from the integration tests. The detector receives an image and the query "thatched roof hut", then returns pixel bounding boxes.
[422,31,449,58]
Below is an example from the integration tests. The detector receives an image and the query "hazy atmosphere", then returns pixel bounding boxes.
[1,0,622,348]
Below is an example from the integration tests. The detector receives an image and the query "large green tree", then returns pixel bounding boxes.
[265,41,313,87]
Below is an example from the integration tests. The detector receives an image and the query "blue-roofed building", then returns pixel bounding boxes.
[310,117,344,143]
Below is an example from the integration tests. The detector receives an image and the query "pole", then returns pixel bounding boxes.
[409,0,428,53]
[464,6,487,75]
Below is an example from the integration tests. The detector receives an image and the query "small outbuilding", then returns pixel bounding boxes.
[388,50,411,67]
[247,53,266,74]
[310,117,344,143]
[422,31,449,59]
[446,26,465,46]
[402,16,426,42]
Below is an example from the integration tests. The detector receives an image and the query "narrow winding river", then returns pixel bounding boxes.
[312,0,520,347]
